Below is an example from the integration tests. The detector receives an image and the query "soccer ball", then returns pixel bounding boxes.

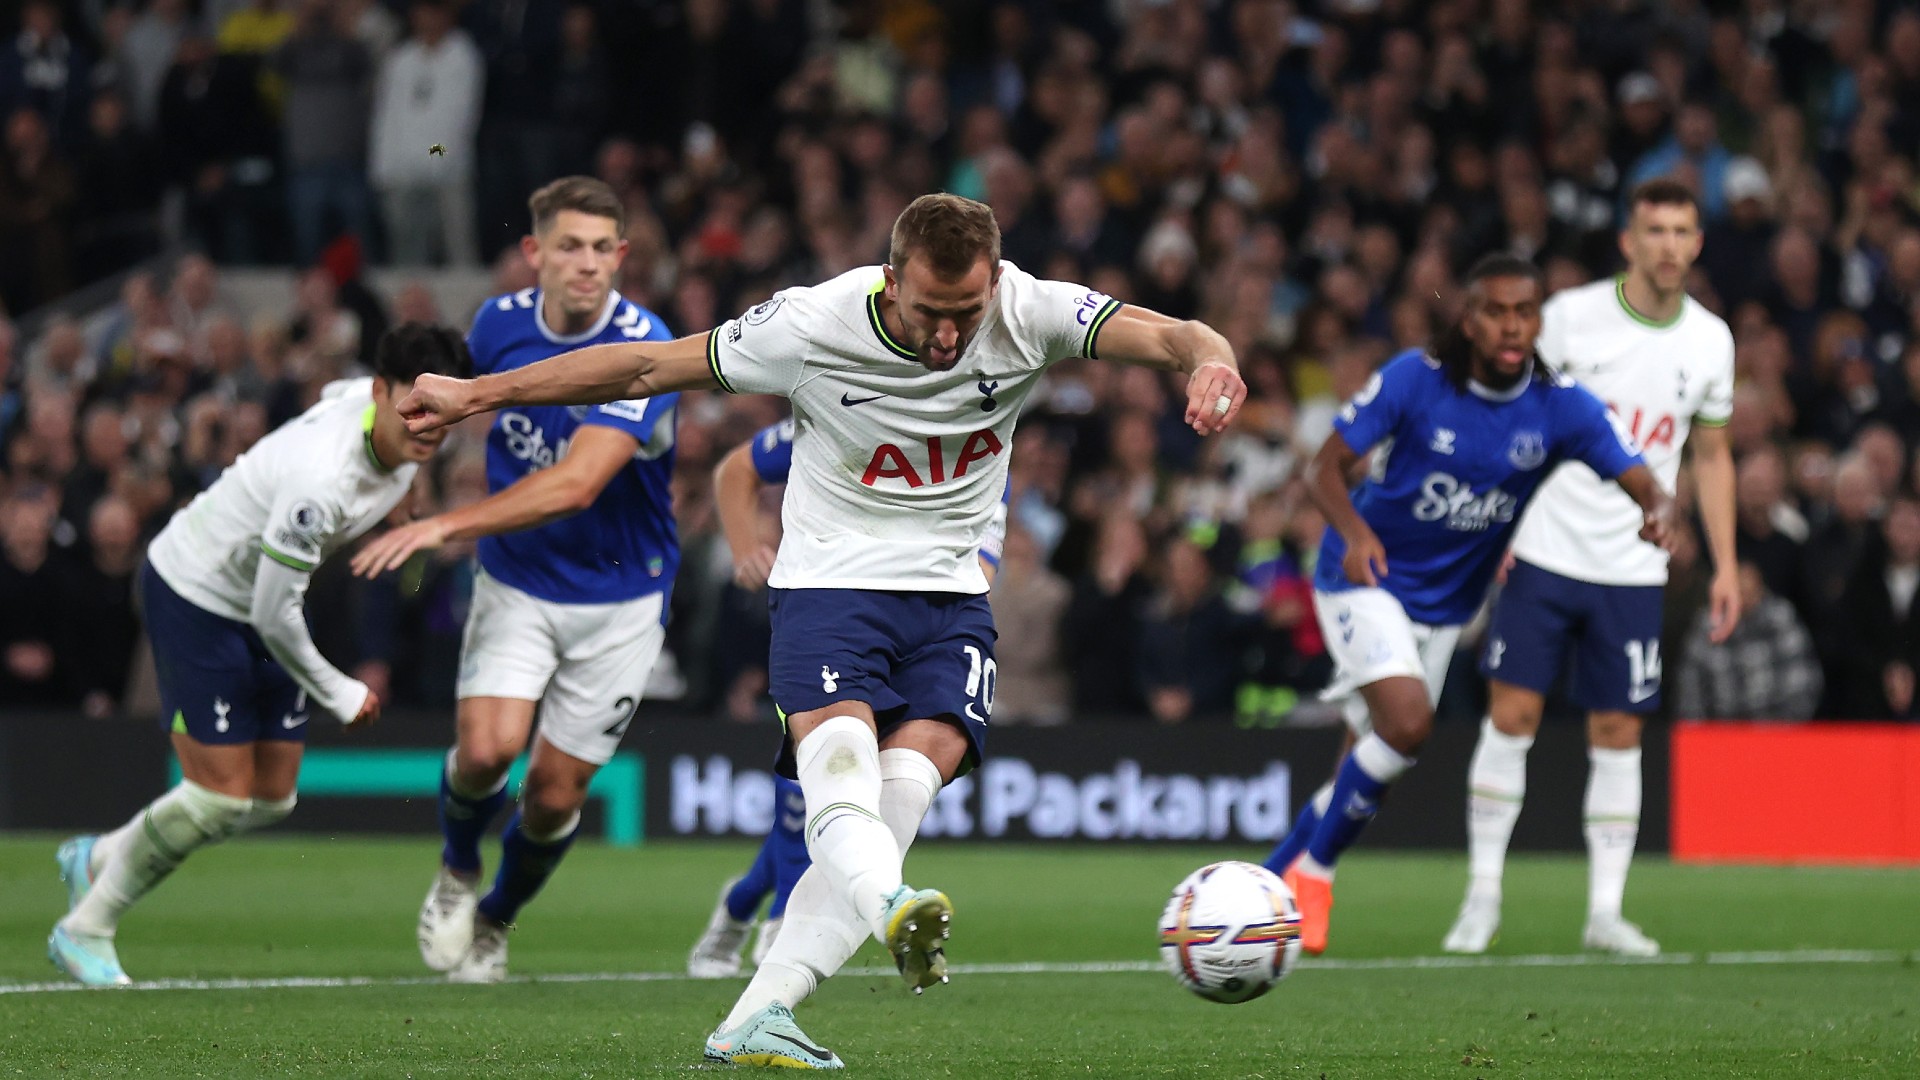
[1158,861,1302,1004]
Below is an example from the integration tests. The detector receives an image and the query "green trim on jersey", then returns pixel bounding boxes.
[260,543,317,573]
[707,329,738,394]
[1693,415,1730,428]
[1613,276,1683,330]
[866,281,918,360]
[360,403,392,473]
[1083,298,1123,358]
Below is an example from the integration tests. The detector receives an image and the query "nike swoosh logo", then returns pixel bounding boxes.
[1628,687,1657,704]
[282,714,309,729]
[768,1031,835,1060]
[840,393,885,406]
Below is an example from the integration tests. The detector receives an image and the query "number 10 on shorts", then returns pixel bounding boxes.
[963,645,996,723]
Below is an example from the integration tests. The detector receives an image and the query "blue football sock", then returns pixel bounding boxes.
[1262,781,1332,875]
[476,810,577,926]
[1305,736,1414,870]
[726,841,779,922]
[767,775,810,919]
[766,827,812,920]
[438,757,508,875]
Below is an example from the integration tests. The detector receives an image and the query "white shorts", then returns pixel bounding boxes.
[1313,587,1463,736]
[457,569,667,766]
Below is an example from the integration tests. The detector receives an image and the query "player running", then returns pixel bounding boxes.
[1442,180,1739,958]
[397,193,1245,1068]
[349,177,678,984]
[688,419,1007,978]
[48,325,472,986]
[1260,254,1671,957]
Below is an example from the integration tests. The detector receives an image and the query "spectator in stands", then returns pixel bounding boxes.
[0,106,76,313]
[71,88,162,282]
[0,318,19,444]
[0,493,74,706]
[1701,158,1778,312]
[1836,497,1920,719]
[342,0,403,61]
[369,0,483,267]
[1136,537,1253,724]
[67,495,142,717]
[121,0,191,133]
[0,1,91,147]
[273,0,375,265]
[989,524,1071,726]
[1064,510,1150,719]
[1675,560,1822,721]
[1734,444,1810,610]
[158,34,280,263]
[1628,102,1732,221]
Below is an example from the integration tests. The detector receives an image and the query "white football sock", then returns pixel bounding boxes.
[794,715,901,942]
[720,748,943,1033]
[63,781,252,937]
[1584,747,1642,923]
[1465,719,1533,898]
[234,792,297,835]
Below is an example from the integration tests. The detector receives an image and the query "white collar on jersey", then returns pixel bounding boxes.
[535,290,622,345]
[1467,357,1534,403]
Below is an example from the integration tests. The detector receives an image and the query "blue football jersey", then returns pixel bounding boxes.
[746,418,1009,568]
[467,289,679,608]
[1313,350,1644,625]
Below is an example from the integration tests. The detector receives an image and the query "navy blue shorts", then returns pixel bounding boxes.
[142,563,311,745]
[766,588,996,778]
[1480,560,1665,713]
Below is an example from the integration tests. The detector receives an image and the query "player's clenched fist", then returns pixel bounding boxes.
[400,373,478,433]
[1184,360,1246,436]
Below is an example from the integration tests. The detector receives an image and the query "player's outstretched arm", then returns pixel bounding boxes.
[1087,306,1246,435]
[352,426,640,578]
[713,440,777,590]
[1614,464,1676,552]
[1688,423,1742,642]
[400,333,719,433]
[1305,433,1388,587]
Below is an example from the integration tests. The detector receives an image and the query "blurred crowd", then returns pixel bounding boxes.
[6,0,1920,724]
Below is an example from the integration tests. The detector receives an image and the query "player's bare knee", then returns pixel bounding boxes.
[520,780,587,834]
[1588,711,1643,749]
[787,701,878,745]
[1487,681,1546,737]
[880,718,970,783]
[452,739,518,788]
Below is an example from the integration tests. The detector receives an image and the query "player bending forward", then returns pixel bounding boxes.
[1261,255,1671,956]
[399,193,1245,1068]
[351,177,678,983]
[49,325,472,986]
[1443,180,1740,957]
[689,418,1007,978]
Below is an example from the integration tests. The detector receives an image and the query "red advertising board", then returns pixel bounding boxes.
[1672,722,1920,864]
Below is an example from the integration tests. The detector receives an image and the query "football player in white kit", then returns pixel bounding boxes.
[47,325,472,986]
[1443,179,1741,957]
[399,193,1246,1069]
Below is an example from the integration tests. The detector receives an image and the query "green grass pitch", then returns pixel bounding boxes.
[1,835,1915,1077]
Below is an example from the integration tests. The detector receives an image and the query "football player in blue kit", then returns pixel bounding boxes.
[689,419,1008,978]
[351,177,677,983]
[1259,255,1672,956]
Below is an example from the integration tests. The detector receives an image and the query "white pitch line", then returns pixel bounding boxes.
[2,949,1913,997]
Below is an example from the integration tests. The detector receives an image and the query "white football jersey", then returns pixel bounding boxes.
[1511,277,1734,586]
[148,379,420,615]
[708,262,1120,592]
